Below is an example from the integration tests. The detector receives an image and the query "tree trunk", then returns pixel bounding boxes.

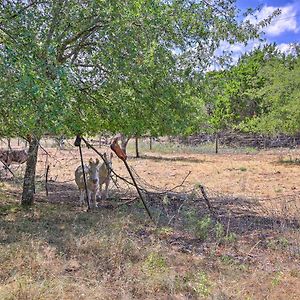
[21,136,39,206]
[149,136,152,150]
[135,136,139,158]
[7,138,12,150]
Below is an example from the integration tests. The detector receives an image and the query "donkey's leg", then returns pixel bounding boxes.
[98,184,103,200]
[103,178,110,201]
[88,190,93,208]
[91,191,97,208]
[79,190,85,206]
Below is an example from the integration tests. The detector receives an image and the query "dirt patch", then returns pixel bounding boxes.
[2,141,298,206]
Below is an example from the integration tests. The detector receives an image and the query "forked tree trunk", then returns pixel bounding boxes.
[21,136,39,206]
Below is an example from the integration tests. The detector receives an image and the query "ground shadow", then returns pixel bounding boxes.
[39,181,79,204]
[1,178,299,257]
[147,191,300,235]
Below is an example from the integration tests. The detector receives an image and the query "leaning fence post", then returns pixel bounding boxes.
[110,137,153,222]
[74,135,90,211]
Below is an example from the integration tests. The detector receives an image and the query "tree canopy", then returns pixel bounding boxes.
[201,44,300,135]
[0,0,273,138]
[0,0,282,205]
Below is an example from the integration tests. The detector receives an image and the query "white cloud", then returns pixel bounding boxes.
[276,43,297,55]
[216,40,265,65]
[210,41,297,71]
[210,2,300,71]
[277,43,291,53]
[246,4,299,37]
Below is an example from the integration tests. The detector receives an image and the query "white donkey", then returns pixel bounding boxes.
[98,152,113,201]
[75,158,100,208]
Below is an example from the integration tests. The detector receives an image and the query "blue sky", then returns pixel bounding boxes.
[218,0,300,64]
[238,0,300,44]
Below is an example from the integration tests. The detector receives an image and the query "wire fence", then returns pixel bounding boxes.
[1,136,299,259]
[1,137,299,223]
[179,131,300,149]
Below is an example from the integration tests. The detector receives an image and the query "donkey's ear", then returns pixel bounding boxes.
[89,158,93,165]
[95,158,99,165]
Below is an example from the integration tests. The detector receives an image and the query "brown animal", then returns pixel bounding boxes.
[0,149,28,167]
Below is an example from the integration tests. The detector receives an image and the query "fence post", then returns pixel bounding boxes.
[74,135,90,211]
[215,132,219,154]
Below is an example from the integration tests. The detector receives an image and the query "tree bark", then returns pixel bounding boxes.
[135,136,139,158]
[7,138,12,150]
[21,136,39,206]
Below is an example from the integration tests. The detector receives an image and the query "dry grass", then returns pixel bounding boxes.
[1,192,300,299]
[0,139,300,299]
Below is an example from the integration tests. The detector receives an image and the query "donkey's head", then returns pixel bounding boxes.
[88,158,100,184]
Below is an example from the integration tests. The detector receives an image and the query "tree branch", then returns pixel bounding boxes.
[57,19,106,63]
[45,0,65,50]
[0,25,16,42]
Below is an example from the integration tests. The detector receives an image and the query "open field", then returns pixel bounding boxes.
[0,138,300,299]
